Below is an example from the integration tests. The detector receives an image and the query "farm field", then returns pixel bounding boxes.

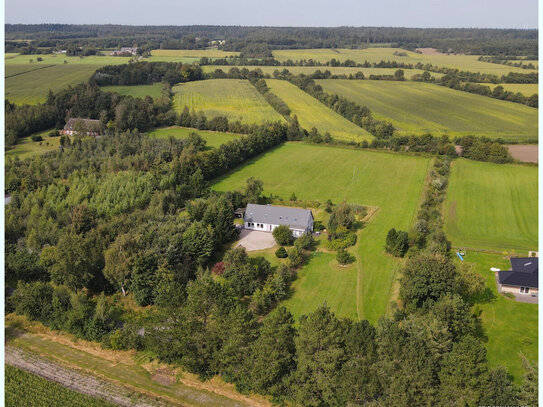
[487,83,538,95]
[5,64,98,104]
[172,79,285,124]
[213,143,429,323]
[265,79,372,142]
[201,65,444,79]
[6,365,116,407]
[101,83,164,99]
[5,129,61,159]
[6,316,267,407]
[272,48,535,75]
[317,80,538,141]
[456,252,537,383]
[444,159,538,252]
[4,53,131,65]
[148,126,241,148]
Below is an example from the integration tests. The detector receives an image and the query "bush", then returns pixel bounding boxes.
[294,233,315,251]
[385,228,409,257]
[326,231,357,250]
[30,134,43,142]
[336,249,352,265]
[275,246,288,258]
[273,225,293,246]
[287,246,304,268]
[48,130,60,137]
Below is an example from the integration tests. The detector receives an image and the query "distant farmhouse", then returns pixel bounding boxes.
[111,47,138,56]
[244,204,313,237]
[498,257,538,296]
[60,118,101,137]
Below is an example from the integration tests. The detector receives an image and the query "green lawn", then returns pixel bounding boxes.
[5,129,62,160]
[265,79,373,142]
[213,143,429,323]
[201,65,444,79]
[444,159,538,252]
[272,48,535,75]
[317,80,538,141]
[172,79,285,124]
[101,84,164,99]
[457,252,537,383]
[148,126,241,148]
[6,365,116,407]
[5,64,99,104]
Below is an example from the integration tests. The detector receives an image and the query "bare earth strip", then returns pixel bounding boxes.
[5,346,170,407]
[508,145,538,163]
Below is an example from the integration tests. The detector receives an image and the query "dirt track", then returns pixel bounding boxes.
[5,346,172,407]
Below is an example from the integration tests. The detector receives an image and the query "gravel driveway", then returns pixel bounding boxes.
[235,229,277,251]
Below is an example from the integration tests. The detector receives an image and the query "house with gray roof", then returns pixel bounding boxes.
[61,118,101,136]
[498,257,538,296]
[244,204,313,237]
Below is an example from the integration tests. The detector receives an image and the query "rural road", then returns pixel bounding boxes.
[5,346,172,407]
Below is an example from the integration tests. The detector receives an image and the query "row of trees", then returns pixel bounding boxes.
[91,62,203,86]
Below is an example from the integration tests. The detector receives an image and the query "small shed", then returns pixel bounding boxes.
[234,208,246,219]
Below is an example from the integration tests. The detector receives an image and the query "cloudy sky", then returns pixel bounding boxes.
[5,0,538,28]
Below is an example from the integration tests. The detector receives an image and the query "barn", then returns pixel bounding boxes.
[244,203,313,237]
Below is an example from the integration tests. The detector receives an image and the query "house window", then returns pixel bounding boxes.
[520,286,530,294]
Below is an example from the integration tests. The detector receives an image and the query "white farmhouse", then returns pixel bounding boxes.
[244,204,314,237]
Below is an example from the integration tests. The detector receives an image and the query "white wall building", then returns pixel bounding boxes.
[244,203,313,237]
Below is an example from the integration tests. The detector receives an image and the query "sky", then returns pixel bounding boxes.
[5,0,538,28]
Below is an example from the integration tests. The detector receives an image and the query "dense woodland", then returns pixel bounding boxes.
[6,25,538,56]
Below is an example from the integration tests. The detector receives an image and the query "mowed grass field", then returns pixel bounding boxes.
[266,79,372,142]
[457,252,537,383]
[148,126,240,148]
[201,65,444,79]
[172,79,285,124]
[317,80,538,141]
[444,159,538,252]
[213,143,429,323]
[5,129,61,160]
[272,48,535,75]
[5,64,99,104]
[101,84,164,99]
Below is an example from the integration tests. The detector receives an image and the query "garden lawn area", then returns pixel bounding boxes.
[457,252,537,383]
[172,79,285,124]
[213,143,429,323]
[444,159,538,252]
[272,48,535,75]
[316,80,538,141]
[201,65,443,79]
[101,84,164,99]
[148,126,241,148]
[5,129,62,160]
[5,64,99,104]
[265,79,373,142]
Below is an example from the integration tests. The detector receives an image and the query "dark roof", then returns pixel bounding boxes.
[245,204,313,230]
[63,118,101,132]
[498,257,538,288]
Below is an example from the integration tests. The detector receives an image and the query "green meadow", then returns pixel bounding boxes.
[101,84,164,99]
[5,64,98,104]
[148,48,239,63]
[487,83,538,95]
[317,80,538,141]
[457,252,537,383]
[172,79,285,124]
[148,126,240,148]
[5,54,131,66]
[444,159,538,252]
[272,48,535,75]
[5,129,62,160]
[213,143,429,323]
[265,79,372,142]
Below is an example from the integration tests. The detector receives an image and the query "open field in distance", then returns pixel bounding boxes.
[272,48,536,75]
[444,159,538,252]
[266,79,372,142]
[317,80,538,141]
[101,83,164,99]
[172,79,285,124]
[213,143,429,323]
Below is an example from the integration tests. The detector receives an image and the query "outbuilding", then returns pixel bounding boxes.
[244,203,313,237]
